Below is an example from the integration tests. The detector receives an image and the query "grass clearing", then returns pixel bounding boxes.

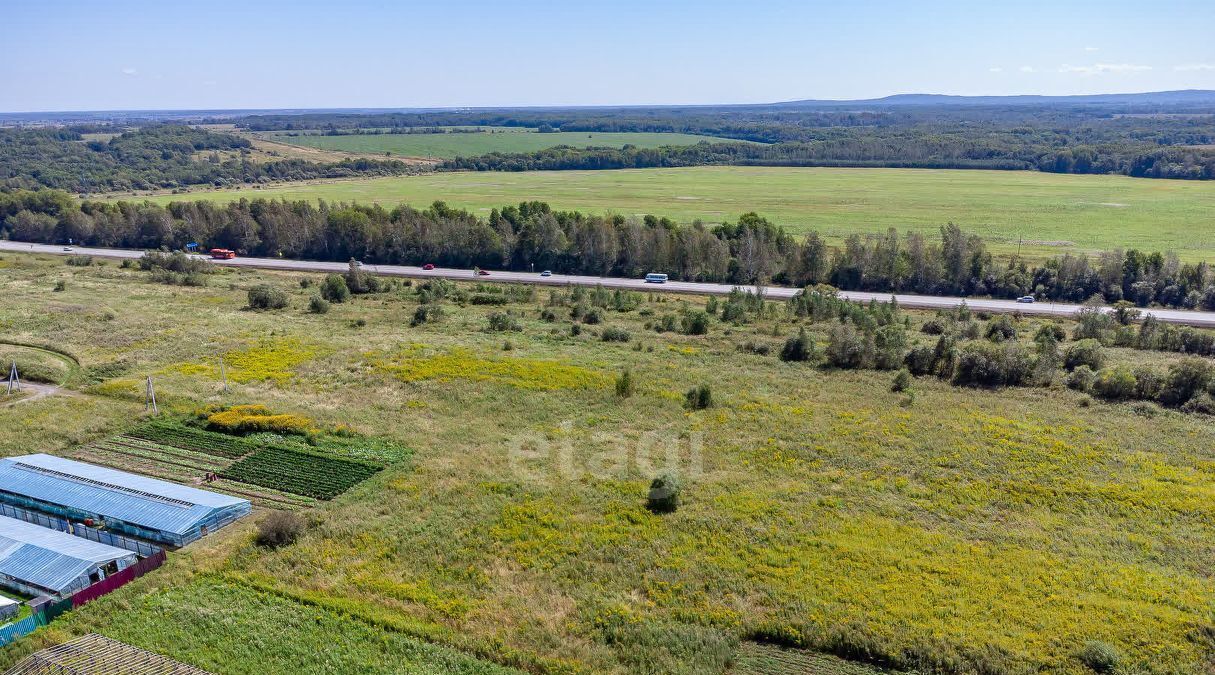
[258,129,738,159]
[2,255,1215,672]
[114,166,1215,260]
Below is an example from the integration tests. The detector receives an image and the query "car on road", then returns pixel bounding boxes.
[62,246,73,252]
[644,272,668,284]
[1016,295,1035,303]
[422,263,435,270]
[540,270,552,277]
[478,269,490,276]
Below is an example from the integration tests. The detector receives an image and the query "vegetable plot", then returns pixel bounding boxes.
[221,446,381,500]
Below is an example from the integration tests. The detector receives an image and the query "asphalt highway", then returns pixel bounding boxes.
[7,240,1215,328]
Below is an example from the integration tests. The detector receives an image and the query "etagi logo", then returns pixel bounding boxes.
[505,420,705,484]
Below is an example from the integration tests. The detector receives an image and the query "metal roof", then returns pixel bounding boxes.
[0,515,134,593]
[0,454,250,536]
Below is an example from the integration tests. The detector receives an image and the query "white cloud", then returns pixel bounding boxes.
[1084,46,1099,52]
[1018,65,1035,73]
[1175,63,1215,71]
[121,67,137,76]
[1058,63,1152,75]
[988,67,1003,73]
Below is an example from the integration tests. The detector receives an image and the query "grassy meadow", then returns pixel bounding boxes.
[2,254,1215,673]
[115,166,1215,260]
[258,128,737,159]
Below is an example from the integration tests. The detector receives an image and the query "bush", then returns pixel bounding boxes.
[891,368,912,393]
[646,473,680,513]
[308,295,330,314]
[411,304,442,326]
[872,324,907,370]
[740,340,771,356]
[247,284,289,310]
[1076,640,1120,674]
[1092,366,1137,400]
[1159,357,1212,407]
[779,327,813,362]
[487,312,522,332]
[1133,366,1164,400]
[1064,339,1105,371]
[53,280,66,292]
[682,310,710,335]
[1182,392,1215,415]
[65,255,93,266]
[685,384,712,410]
[255,511,306,548]
[1067,365,1097,393]
[825,324,866,369]
[581,307,603,324]
[904,346,936,376]
[615,369,635,398]
[1035,322,1067,344]
[985,315,1017,342]
[206,404,314,436]
[601,326,631,342]
[320,274,350,303]
[920,319,945,335]
[470,294,508,306]
[953,342,1033,387]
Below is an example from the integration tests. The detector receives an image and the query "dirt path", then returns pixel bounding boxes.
[2,381,76,406]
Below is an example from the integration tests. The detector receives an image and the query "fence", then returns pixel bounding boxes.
[0,550,166,648]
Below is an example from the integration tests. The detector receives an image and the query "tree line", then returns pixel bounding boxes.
[2,188,1214,309]
[0,125,418,193]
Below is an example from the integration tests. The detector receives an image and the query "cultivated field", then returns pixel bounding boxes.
[2,254,1215,673]
[257,128,737,159]
[116,166,1215,260]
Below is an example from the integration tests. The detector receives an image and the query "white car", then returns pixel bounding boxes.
[1016,295,1035,303]
[62,246,74,252]
[540,270,552,277]
[644,273,668,284]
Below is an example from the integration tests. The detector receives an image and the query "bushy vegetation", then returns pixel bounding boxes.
[247,284,290,310]
[646,473,681,514]
[256,511,307,548]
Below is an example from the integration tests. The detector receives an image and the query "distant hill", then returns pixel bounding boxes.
[775,90,1215,108]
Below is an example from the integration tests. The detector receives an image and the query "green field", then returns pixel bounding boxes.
[125,166,1215,260]
[3,254,1215,673]
[259,128,734,158]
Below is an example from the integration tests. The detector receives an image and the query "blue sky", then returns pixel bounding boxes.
[2,0,1213,112]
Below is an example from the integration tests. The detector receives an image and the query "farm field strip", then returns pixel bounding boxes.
[220,446,381,500]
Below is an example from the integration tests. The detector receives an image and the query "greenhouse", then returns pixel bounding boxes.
[0,515,136,597]
[0,454,251,547]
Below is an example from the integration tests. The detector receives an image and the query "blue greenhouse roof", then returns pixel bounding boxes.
[0,454,250,536]
[0,515,135,593]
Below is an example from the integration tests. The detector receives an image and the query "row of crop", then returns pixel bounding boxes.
[127,421,256,458]
[220,446,381,500]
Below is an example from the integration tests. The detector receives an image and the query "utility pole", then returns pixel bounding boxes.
[5,362,19,395]
[145,376,158,415]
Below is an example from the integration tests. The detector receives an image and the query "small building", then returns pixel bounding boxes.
[0,595,18,621]
[0,515,136,598]
[0,454,251,548]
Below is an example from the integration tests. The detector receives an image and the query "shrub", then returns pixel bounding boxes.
[569,322,582,337]
[740,340,771,356]
[601,326,631,343]
[255,511,306,548]
[682,310,710,336]
[247,284,290,310]
[1076,641,1120,674]
[872,324,907,370]
[487,312,522,332]
[411,304,442,326]
[344,260,384,294]
[653,314,678,333]
[1092,366,1137,400]
[920,319,945,335]
[206,404,314,436]
[685,384,712,410]
[53,280,66,292]
[891,368,912,393]
[985,315,1017,342]
[954,342,1033,387]
[615,369,635,398]
[1064,339,1105,371]
[1181,392,1215,415]
[1133,366,1164,400]
[320,274,350,303]
[1159,357,1212,407]
[904,346,935,376]
[308,295,330,314]
[1035,322,1067,344]
[646,473,680,513]
[960,321,981,340]
[1067,365,1097,393]
[779,327,813,362]
[470,294,508,306]
[65,255,93,266]
[299,277,313,288]
[581,307,603,325]
[825,324,866,369]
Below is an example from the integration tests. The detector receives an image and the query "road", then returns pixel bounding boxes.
[8,240,1215,328]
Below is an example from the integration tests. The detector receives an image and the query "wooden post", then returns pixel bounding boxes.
[219,357,229,393]
[145,376,158,415]
[5,361,18,395]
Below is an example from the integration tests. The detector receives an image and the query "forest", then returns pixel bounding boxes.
[3,188,1213,309]
[0,125,415,192]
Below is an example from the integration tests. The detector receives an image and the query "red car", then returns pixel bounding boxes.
[422,263,435,270]
[478,269,490,276]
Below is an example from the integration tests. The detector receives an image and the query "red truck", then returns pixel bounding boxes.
[209,248,236,260]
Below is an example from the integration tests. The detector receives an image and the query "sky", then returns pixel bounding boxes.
[2,0,1214,112]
